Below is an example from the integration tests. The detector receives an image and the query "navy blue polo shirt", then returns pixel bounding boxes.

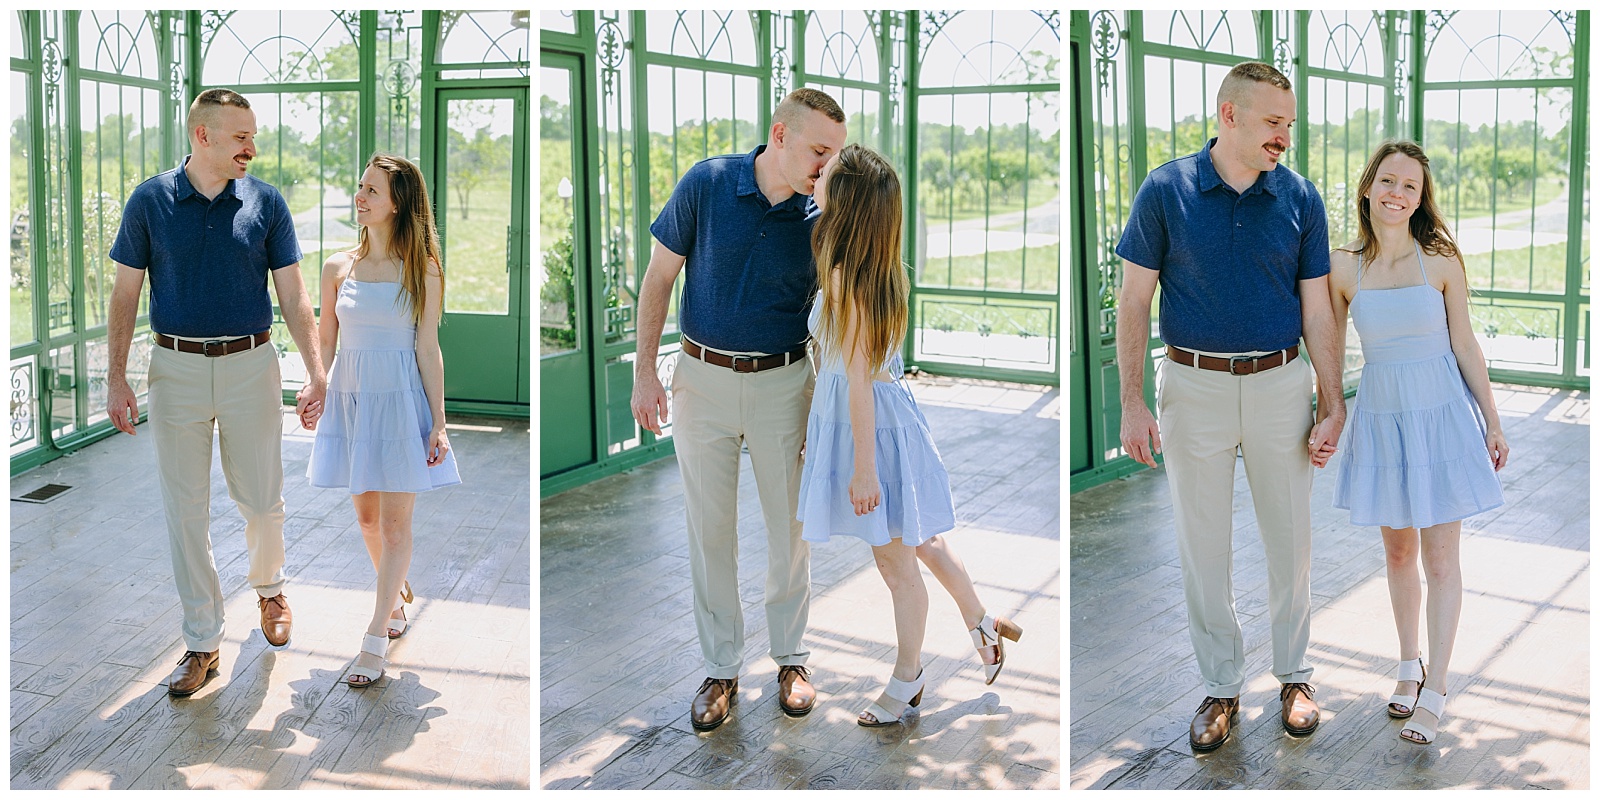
[1116,138,1330,353]
[109,156,302,337]
[650,145,815,354]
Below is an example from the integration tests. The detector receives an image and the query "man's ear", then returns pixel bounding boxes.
[771,120,786,147]
[1218,100,1235,129]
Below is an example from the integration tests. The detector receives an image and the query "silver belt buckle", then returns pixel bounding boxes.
[202,339,229,357]
[1228,354,1253,375]
[730,355,757,373]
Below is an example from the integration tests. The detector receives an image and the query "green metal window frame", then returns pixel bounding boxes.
[1069,10,1590,493]
[539,10,1060,496]
[10,10,532,476]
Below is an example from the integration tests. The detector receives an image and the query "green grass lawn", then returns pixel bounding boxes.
[11,283,31,345]
[1469,237,1591,294]
[919,177,1060,225]
[919,242,1060,295]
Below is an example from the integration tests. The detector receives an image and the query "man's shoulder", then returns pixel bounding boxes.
[237,173,286,202]
[683,152,745,184]
[125,168,179,207]
[1271,165,1323,204]
[1140,154,1198,196]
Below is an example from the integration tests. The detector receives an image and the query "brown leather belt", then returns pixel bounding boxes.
[683,338,807,374]
[1166,344,1299,375]
[154,331,271,357]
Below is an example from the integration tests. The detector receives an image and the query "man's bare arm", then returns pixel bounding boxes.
[1115,260,1162,468]
[1300,274,1346,456]
[270,263,327,419]
[105,263,146,434]
[630,238,687,435]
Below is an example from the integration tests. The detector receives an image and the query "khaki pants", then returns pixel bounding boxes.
[148,341,287,652]
[1156,354,1314,697]
[672,347,814,679]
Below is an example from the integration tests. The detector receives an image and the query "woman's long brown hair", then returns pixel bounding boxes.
[811,143,908,374]
[355,153,443,326]
[1342,140,1460,266]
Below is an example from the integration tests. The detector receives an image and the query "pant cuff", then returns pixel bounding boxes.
[255,581,285,598]
[187,635,225,653]
[1204,681,1244,698]
[1277,668,1315,685]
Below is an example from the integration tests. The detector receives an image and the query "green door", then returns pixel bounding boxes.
[539,54,596,475]
[434,86,531,407]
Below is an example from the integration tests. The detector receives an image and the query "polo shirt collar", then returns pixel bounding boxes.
[738,144,810,212]
[174,154,239,202]
[1197,137,1279,197]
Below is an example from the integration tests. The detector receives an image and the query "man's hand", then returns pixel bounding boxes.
[107,378,139,435]
[295,379,326,431]
[1308,412,1344,469]
[631,371,669,435]
[1120,401,1162,468]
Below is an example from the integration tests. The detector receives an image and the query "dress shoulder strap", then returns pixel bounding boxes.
[1413,240,1429,284]
[1354,250,1364,292]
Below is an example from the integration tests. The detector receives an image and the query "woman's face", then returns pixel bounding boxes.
[1367,152,1425,226]
[355,165,397,228]
[813,151,841,212]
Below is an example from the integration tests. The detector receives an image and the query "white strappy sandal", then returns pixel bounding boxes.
[1388,657,1426,718]
[858,669,926,727]
[1400,688,1446,744]
[344,633,389,688]
[388,580,414,639]
[970,614,1023,685]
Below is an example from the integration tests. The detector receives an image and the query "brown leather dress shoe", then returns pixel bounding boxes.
[1281,682,1319,734]
[777,665,815,716]
[1189,696,1239,752]
[692,677,737,730]
[167,650,220,697]
[258,592,292,648]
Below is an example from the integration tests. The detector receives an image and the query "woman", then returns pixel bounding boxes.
[305,153,461,687]
[796,143,1021,727]
[1322,140,1508,744]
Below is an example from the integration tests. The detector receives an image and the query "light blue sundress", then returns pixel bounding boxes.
[307,278,461,495]
[796,291,956,546]
[1332,242,1503,528]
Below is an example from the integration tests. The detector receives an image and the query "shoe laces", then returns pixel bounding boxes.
[178,650,210,663]
[1281,682,1315,701]
[779,665,810,680]
[699,676,735,692]
[1196,696,1237,714]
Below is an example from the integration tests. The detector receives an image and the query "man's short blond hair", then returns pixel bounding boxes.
[1217,61,1292,112]
[187,88,251,131]
[772,87,846,134]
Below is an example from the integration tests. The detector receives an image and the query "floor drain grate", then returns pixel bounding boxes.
[14,483,73,503]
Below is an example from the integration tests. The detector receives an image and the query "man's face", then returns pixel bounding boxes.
[777,109,847,196]
[1224,82,1295,173]
[198,105,257,180]
[1367,152,1426,225]
[813,152,841,211]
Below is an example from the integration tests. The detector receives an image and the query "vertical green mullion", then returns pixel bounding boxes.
[1294,12,1308,176]
[1408,11,1424,142]
[1020,84,1031,292]
[982,88,993,291]
[1529,84,1540,291]
[359,11,376,175]
[1383,11,1398,138]
[421,10,437,214]
[65,11,89,433]
[903,11,918,364]
[25,12,45,352]
[626,11,661,447]
[1127,12,1147,185]
[1561,12,1589,380]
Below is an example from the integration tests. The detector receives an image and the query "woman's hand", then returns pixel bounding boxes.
[848,470,880,516]
[1486,428,1509,471]
[427,426,451,467]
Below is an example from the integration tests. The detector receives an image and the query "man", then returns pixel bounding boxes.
[105,88,326,697]
[1115,62,1345,752]
[631,88,847,730]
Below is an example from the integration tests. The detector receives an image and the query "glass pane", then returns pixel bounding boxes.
[805,11,880,83]
[1425,11,1577,83]
[202,11,360,84]
[12,11,26,60]
[47,343,75,442]
[914,296,1057,372]
[9,354,39,456]
[1141,10,1257,56]
[376,10,423,162]
[80,81,161,331]
[11,70,32,346]
[540,11,575,35]
[540,68,578,356]
[80,10,159,80]
[919,11,1060,88]
[1307,11,1387,78]
[646,11,756,63]
[438,10,529,69]
[443,96,515,315]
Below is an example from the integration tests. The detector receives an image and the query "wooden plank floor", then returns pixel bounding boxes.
[10,411,531,790]
[540,375,1062,790]
[1069,384,1589,790]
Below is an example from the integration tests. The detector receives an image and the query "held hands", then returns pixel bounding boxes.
[107,378,138,435]
[631,372,669,435]
[295,379,326,430]
[1119,402,1162,468]
[1486,428,1509,471]
[427,426,451,467]
[848,470,880,516]
[1308,413,1344,469]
